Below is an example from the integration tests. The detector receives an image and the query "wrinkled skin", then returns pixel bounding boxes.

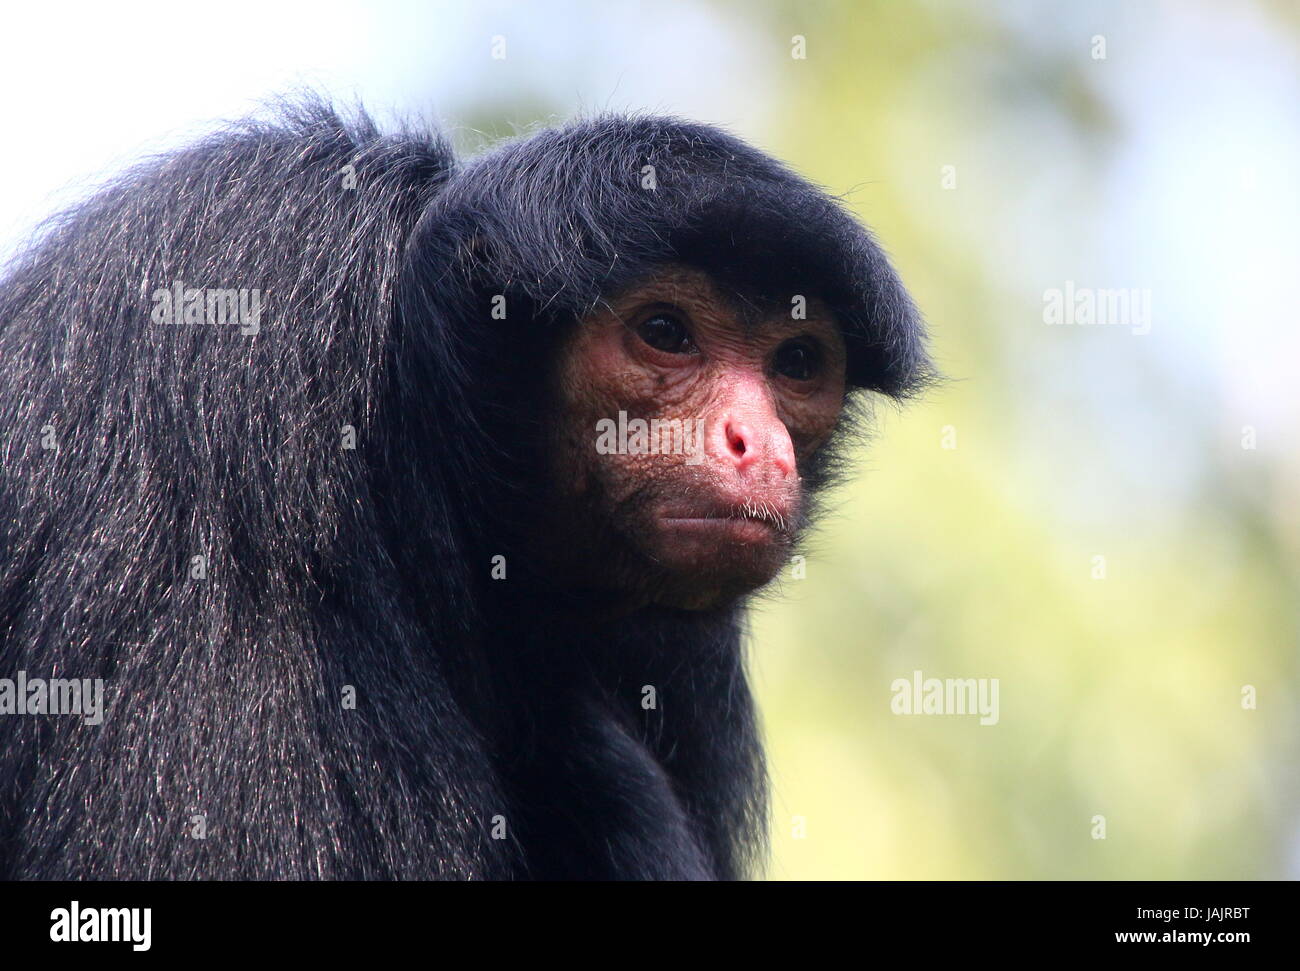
[542,265,847,611]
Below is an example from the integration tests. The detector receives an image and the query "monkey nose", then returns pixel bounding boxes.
[723,420,795,478]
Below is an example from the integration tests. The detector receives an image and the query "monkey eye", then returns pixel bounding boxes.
[635,313,695,354]
[773,338,821,381]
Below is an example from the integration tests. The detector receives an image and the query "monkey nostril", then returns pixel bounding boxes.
[725,422,750,460]
[722,420,796,477]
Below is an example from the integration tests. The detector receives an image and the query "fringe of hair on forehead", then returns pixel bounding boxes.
[407,112,933,398]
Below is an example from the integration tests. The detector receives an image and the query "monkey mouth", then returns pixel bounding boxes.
[648,498,795,596]
[656,499,795,548]
[659,516,779,545]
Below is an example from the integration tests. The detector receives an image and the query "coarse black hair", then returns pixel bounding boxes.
[0,99,929,879]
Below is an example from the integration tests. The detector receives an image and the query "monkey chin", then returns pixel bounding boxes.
[644,515,792,610]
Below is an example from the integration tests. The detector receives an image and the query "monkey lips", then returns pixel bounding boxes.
[651,496,797,590]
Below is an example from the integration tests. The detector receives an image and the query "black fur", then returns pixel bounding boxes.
[0,100,928,879]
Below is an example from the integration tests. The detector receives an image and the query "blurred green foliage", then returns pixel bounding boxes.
[740,0,1298,879]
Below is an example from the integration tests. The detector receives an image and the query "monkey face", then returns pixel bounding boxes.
[544,265,848,611]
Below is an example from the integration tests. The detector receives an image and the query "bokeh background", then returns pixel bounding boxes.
[3,0,1296,879]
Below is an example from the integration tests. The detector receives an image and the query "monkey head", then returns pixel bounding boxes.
[405,116,932,612]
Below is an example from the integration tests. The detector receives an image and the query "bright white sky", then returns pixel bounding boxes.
[0,0,767,256]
